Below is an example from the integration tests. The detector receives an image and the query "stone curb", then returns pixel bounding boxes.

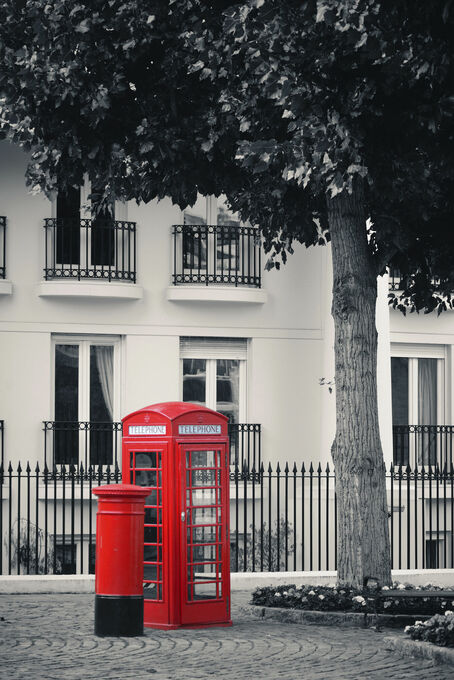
[0,575,95,594]
[384,635,454,667]
[1,568,454,594]
[241,604,431,629]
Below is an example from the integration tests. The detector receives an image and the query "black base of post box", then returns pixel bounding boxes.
[95,595,144,636]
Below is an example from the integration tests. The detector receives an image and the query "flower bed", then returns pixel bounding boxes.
[251,582,454,616]
[405,611,454,647]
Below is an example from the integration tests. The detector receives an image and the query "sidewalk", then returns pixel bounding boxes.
[0,591,452,680]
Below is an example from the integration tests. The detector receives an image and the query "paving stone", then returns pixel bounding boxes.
[0,591,453,680]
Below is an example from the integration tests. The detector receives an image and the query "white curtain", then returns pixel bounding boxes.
[418,359,437,465]
[95,346,114,420]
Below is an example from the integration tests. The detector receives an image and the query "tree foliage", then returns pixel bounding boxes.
[0,0,453,312]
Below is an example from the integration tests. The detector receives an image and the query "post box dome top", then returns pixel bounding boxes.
[122,401,229,423]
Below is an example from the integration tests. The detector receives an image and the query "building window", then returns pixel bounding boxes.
[172,195,261,287]
[56,186,82,265]
[55,543,77,574]
[391,345,446,467]
[51,336,120,466]
[180,337,247,423]
[44,180,136,282]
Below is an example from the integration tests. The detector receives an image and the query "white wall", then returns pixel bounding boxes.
[0,331,51,465]
[123,335,180,416]
[249,337,324,465]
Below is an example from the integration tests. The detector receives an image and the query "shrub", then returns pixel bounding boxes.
[251,583,454,616]
[5,519,60,574]
[231,519,294,572]
[405,612,454,648]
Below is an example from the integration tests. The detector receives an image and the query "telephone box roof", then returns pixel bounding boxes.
[122,401,228,423]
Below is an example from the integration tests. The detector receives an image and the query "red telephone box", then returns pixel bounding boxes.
[122,402,232,629]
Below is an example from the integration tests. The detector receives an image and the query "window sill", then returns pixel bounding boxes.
[0,279,13,295]
[167,285,267,304]
[37,281,144,300]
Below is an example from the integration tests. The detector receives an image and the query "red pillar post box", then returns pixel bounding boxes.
[122,402,232,629]
[92,484,150,636]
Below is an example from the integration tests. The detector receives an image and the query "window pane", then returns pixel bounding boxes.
[56,187,81,265]
[55,345,79,465]
[183,228,207,271]
[391,357,408,426]
[216,195,246,227]
[216,359,239,423]
[183,359,206,406]
[91,179,115,266]
[55,345,79,421]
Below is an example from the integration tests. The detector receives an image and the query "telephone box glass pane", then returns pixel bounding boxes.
[190,488,216,506]
[188,468,220,487]
[193,582,218,600]
[131,450,163,602]
[191,507,217,524]
[136,452,157,468]
[185,449,223,602]
[191,526,220,543]
[135,470,158,486]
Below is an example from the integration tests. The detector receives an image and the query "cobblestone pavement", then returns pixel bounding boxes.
[0,591,452,680]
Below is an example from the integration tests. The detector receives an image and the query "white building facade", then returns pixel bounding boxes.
[1,140,453,574]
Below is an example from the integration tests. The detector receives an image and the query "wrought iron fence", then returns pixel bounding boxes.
[0,463,120,575]
[228,423,261,469]
[0,216,6,279]
[393,425,454,469]
[43,218,137,282]
[1,461,453,575]
[172,224,261,287]
[43,421,123,468]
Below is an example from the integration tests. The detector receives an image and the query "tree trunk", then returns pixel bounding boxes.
[327,184,392,588]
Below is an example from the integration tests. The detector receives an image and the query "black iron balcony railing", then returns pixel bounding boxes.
[388,268,445,292]
[172,224,262,287]
[393,424,454,469]
[0,216,6,279]
[43,218,137,282]
[388,268,403,291]
[43,421,123,468]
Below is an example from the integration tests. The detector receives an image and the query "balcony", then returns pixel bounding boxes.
[393,424,454,469]
[168,224,266,303]
[43,421,123,469]
[38,218,143,299]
